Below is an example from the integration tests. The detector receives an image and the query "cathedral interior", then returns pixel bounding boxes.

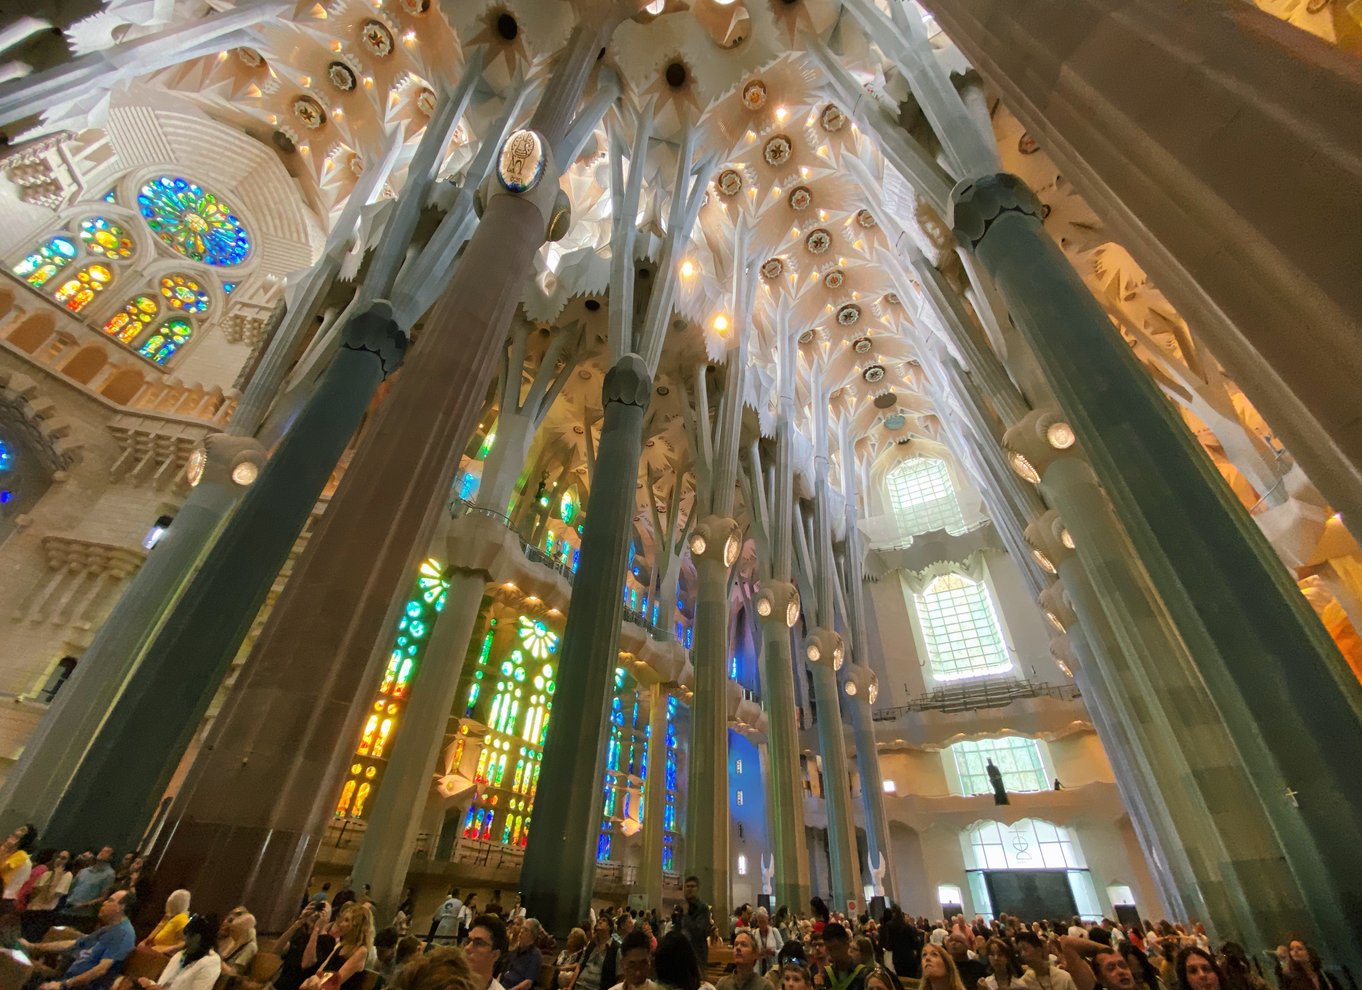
[0,0,1359,974]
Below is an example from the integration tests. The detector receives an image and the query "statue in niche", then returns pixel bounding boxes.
[986,759,1010,805]
[760,854,774,896]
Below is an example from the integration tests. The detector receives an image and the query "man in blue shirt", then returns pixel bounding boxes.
[63,848,116,920]
[23,889,136,990]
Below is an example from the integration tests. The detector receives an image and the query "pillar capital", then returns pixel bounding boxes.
[688,514,741,568]
[948,173,1044,251]
[803,627,845,671]
[341,299,406,377]
[1024,509,1076,576]
[186,433,267,489]
[1003,407,1079,483]
[753,579,800,628]
[602,353,652,409]
[841,663,878,704]
[1038,580,1078,635]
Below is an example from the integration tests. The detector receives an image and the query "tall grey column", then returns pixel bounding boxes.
[952,173,1362,968]
[639,683,669,908]
[519,354,651,936]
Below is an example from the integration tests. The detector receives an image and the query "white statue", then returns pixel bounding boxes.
[869,851,887,897]
[761,853,775,896]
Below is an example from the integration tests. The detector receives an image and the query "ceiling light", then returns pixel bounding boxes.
[680,259,696,277]
[1046,421,1076,449]
[1009,450,1041,485]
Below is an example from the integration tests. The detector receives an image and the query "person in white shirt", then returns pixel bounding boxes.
[136,916,222,990]
[431,889,463,946]
[465,914,509,990]
[749,911,782,977]
[606,930,658,990]
[1016,934,1078,990]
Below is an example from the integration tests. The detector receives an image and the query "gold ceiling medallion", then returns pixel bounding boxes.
[862,364,886,383]
[837,303,861,325]
[293,96,326,129]
[823,269,844,290]
[852,336,873,354]
[417,88,437,115]
[361,20,394,57]
[741,80,767,111]
[763,134,793,168]
[717,169,743,197]
[805,228,831,254]
[760,257,784,280]
[788,186,812,211]
[820,103,847,132]
[497,130,547,193]
[856,208,877,229]
[327,61,356,91]
[798,329,816,344]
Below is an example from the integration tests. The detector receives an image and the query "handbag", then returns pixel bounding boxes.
[309,942,345,990]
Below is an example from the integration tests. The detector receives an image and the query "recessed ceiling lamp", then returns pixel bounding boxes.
[837,303,860,326]
[823,269,844,290]
[852,336,872,354]
[798,329,816,345]
[862,364,886,384]
[717,169,742,196]
[788,186,812,211]
[805,228,831,254]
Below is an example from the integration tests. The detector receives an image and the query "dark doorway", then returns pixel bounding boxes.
[981,870,1077,919]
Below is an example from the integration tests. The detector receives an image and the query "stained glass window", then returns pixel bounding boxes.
[0,440,11,473]
[137,175,251,266]
[518,616,558,660]
[102,296,159,344]
[79,217,134,260]
[951,737,1048,796]
[13,236,76,288]
[886,456,967,537]
[102,189,117,204]
[54,264,113,312]
[160,274,210,313]
[337,558,450,818]
[138,318,192,365]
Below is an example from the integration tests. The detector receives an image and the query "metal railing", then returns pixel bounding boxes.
[871,678,1080,719]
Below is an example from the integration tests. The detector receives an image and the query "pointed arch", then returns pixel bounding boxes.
[101,296,159,344]
[53,264,114,313]
[137,318,192,365]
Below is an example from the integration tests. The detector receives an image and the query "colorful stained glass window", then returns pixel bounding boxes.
[560,491,577,524]
[222,282,237,293]
[102,189,117,204]
[102,296,159,344]
[13,237,77,288]
[138,318,192,365]
[518,616,558,660]
[79,217,134,259]
[0,440,11,473]
[54,264,113,312]
[137,175,251,266]
[160,273,210,313]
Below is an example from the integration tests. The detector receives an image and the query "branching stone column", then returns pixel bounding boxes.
[953,173,1362,967]
[519,355,651,935]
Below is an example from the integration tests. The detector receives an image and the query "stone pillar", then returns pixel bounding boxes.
[755,591,809,911]
[519,354,651,937]
[45,302,406,855]
[955,173,1362,968]
[686,534,739,927]
[639,683,669,908]
[920,0,1362,538]
[803,628,862,911]
[841,673,893,904]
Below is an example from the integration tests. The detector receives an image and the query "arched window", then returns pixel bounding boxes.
[886,457,967,536]
[914,572,1012,680]
[950,736,1048,795]
[53,264,113,312]
[966,819,1085,870]
[158,273,210,313]
[13,236,77,288]
[137,318,192,365]
[78,217,134,260]
[101,296,159,344]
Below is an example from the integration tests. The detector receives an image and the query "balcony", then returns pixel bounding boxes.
[873,678,1080,718]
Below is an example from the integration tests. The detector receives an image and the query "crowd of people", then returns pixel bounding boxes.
[0,825,1345,990]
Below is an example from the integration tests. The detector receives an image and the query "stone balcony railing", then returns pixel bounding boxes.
[0,276,239,429]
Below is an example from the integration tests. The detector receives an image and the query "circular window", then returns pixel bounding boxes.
[136,176,250,267]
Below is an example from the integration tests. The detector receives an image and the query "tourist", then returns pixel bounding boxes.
[1016,933,1076,990]
[655,931,707,990]
[502,919,544,990]
[865,968,902,990]
[982,938,1026,990]
[302,903,375,990]
[921,944,966,990]
[1118,943,1163,990]
[23,888,137,990]
[781,964,815,990]
[140,890,192,955]
[134,915,221,990]
[487,892,506,920]
[394,889,416,936]
[508,896,527,923]
[809,901,831,938]
[821,923,867,990]
[388,947,478,990]
[852,938,876,970]
[312,884,332,907]
[461,896,480,939]
[22,850,72,940]
[609,929,658,990]
[750,911,782,976]
[262,901,333,990]
[555,928,588,988]
[395,938,423,971]
[946,935,988,989]
[63,847,116,924]
[577,916,620,990]
[1059,936,1138,990]
[1216,944,1267,990]
[432,890,464,947]
[1173,948,1222,990]
[879,907,921,981]
[718,931,764,990]
[332,879,357,915]
[1,824,39,909]
[375,928,401,983]
[464,915,509,990]
[1278,940,1341,990]
[217,906,258,977]
[679,878,710,969]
